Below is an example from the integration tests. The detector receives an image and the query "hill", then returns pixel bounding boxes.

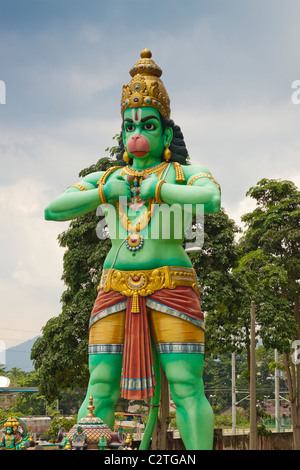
[4,337,40,372]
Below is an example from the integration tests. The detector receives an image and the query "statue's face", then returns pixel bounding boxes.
[123,107,172,161]
[6,427,12,435]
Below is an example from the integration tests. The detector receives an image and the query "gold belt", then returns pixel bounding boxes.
[98,266,200,313]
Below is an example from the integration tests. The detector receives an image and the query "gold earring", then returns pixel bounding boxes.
[163,143,171,162]
[123,148,130,164]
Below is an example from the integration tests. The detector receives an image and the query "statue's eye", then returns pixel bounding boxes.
[126,124,135,132]
[144,123,155,131]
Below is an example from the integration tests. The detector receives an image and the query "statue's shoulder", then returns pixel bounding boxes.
[181,164,221,192]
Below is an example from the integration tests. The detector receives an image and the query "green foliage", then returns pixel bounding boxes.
[203,352,248,411]
[8,371,46,416]
[203,346,288,412]
[236,178,300,353]
[202,178,299,359]
[214,410,249,429]
[0,368,47,417]
[188,209,241,354]
[44,415,77,443]
[256,406,273,436]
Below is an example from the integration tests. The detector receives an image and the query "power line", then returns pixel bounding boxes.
[0,327,41,334]
[0,337,39,342]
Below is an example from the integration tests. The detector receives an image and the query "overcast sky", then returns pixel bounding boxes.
[0,0,299,352]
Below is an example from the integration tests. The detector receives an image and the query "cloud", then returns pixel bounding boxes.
[0,178,69,347]
[175,100,300,212]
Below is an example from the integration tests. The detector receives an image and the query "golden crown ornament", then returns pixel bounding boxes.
[121,48,171,119]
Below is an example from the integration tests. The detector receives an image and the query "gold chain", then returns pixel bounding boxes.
[117,163,169,232]
[101,162,185,233]
[120,162,168,179]
[116,198,156,233]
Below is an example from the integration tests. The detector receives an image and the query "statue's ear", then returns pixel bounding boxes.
[164,126,173,147]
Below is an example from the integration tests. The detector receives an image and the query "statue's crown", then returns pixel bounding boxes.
[4,417,20,428]
[121,48,171,119]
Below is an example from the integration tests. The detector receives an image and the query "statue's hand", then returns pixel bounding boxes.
[140,174,159,201]
[104,175,131,201]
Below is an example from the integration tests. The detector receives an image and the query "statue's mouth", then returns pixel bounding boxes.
[130,150,148,158]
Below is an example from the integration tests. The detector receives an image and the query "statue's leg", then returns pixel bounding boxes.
[148,309,214,450]
[159,352,214,450]
[78,310,125,429]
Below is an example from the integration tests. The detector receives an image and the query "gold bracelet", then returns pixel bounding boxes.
[67,183,87,191]
[155,179,165,205]
[98,183,107,204]
[188,174,221,192]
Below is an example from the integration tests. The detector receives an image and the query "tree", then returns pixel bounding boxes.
[8,371,46,416]
[44,415,77,443]
[188,209,241,355]
[203,352,248,412]
[236,178,300,448]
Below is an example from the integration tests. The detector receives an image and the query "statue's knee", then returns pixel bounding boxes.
[88,355,122,400]
[161,354,204,402]
[170,381,201,403]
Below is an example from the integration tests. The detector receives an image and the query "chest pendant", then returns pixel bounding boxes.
[126,176,144,251]
[126,232,144,251]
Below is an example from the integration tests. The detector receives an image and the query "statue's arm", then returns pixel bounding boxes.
[44,171,104,221]
[160,165,221,214]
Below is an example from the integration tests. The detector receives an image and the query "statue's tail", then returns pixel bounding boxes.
[139,340,161,450]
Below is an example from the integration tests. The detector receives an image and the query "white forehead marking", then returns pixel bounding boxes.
[131,108,142,124]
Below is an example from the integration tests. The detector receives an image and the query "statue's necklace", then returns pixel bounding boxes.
[117,162,169,251]
[5,434,15,446]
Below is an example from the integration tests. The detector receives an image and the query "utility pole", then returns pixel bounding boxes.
[232,352,236,435]
[249,301,257,450]
[275,349,280,432]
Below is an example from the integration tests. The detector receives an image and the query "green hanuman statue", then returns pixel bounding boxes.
[45,48,221,450]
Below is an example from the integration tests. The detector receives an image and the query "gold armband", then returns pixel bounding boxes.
[155,179,165,205]
[188,174,221,192]
[172,162,185,183]
[67,183,87,191]
[98,183,107,205]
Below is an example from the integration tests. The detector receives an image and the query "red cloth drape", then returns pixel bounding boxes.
[121,296,155,400]
[89,286,203,400]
